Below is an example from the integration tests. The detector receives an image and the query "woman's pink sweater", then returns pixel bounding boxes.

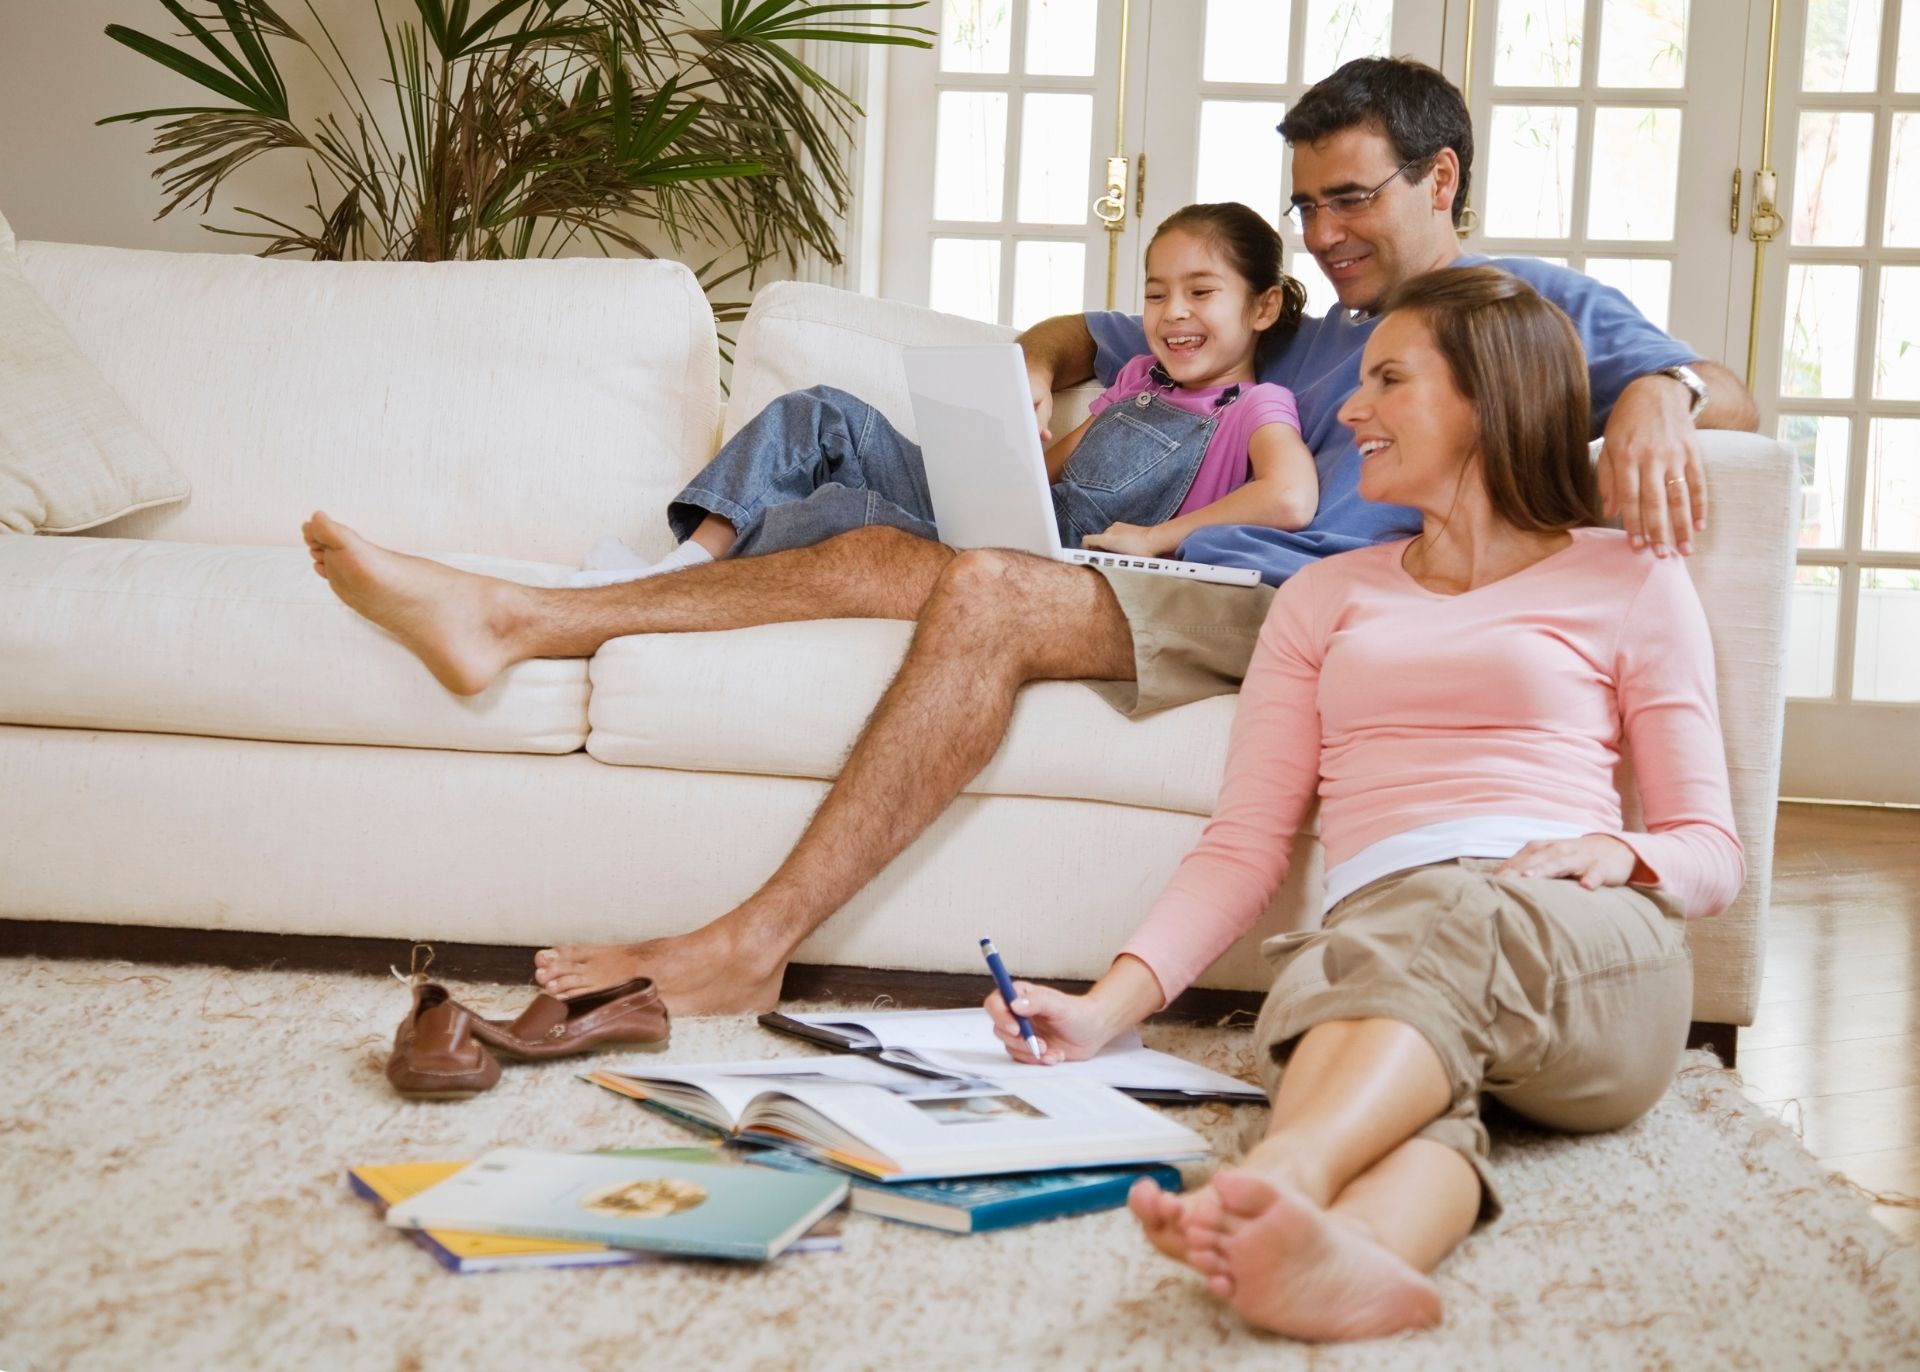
[1119,527,1745,1002]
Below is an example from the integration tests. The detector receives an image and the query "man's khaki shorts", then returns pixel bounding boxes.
[1250,859,1693,1224]
[1084,567,1275,717]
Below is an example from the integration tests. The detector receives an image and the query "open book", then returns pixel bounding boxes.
[584,1055,1211,1182]
[760,1008,1265,1102]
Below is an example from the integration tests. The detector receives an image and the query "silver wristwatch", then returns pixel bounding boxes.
[1656,363,1709,421]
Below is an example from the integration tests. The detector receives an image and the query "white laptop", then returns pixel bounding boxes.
[901,345,1263,588]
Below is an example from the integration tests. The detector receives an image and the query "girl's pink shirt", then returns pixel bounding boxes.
[1118,527,1746,1003]
[1087,355,1301,517]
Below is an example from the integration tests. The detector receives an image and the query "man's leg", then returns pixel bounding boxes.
[533,549,1137,1012]
[302,516,951,695]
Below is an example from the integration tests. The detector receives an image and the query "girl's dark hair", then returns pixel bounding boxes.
[1148,202,1308,362]
[1380,266,1602,532]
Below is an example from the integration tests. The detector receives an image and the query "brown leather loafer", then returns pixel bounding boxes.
[386,982,502,1100]
[470,977,670,1061]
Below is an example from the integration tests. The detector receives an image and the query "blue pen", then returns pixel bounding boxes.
[980,936,1046,1062]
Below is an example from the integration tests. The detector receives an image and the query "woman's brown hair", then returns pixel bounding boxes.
[1149,202,1309,364]
[1379,265,1603,531]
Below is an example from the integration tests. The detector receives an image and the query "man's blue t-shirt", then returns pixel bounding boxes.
[1084,255,1701,584]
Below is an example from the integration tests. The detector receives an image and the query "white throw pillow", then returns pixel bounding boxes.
[0,209,188,534]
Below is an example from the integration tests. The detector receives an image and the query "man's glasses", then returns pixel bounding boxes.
[1284,157,1424,228]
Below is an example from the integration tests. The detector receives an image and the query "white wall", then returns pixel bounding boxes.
[0,0,867,292]
[0,0,364,251]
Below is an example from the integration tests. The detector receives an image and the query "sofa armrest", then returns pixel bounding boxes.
[1623,429,1798,1026]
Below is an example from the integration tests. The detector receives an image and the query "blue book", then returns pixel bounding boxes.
[385,1147,848,1261]
[744,1148,1183,1234]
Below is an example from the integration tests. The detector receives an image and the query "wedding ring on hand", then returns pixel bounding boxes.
[1666,477,1688,487]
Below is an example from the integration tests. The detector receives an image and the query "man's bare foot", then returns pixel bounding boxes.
[534,919,786,1017]
[302,511,525,695]
[1128,1176,1219,1266]
[1202,1170,1442,1342]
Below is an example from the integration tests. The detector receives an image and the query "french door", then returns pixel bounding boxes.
[1444,1,1752,371]
[878,0,1148,326]
[1751,0,1920,803]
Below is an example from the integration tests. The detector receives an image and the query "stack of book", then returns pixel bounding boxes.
[354,1008,1258,1268]
[576,1023,1230,1235]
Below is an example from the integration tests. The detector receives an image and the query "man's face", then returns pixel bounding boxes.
[1288,125,1457,314]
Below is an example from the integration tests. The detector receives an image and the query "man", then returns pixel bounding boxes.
[305,58,1757,1014]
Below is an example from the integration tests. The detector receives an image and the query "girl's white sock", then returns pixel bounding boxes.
[566,537,714,588]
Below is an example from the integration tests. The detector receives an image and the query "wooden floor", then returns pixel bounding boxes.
[1740,802,1920,1244]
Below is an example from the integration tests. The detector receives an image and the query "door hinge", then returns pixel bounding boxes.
[1135,152,1147,218]
[1730,167,1742,235]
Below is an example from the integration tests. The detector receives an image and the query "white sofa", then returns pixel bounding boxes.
[0,245,1798,1031]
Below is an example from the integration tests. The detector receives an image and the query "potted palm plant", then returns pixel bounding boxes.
[103,0,930,324]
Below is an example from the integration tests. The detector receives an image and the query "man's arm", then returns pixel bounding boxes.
[1600,360,1759,559]
[1015,313,1098,443]
[1693,360,1761,431]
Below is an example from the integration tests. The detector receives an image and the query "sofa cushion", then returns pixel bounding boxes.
[0,210,187,534]
[16,246,719,566]
[585,620,1262,818]
[0,536,588,752]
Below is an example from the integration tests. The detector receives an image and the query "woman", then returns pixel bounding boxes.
[984,266,1743,1341]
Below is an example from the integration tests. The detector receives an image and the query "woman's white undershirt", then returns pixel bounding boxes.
[1321,815,1595,913]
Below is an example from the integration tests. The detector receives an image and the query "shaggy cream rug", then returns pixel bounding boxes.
[0,956,1915,1372]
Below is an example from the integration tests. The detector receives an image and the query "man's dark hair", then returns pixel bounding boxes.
[1278,57,1475,226]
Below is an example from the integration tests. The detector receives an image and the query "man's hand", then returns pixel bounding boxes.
[1600,372,1704,557]
[1495,834,1640,889]
[1081,522,1174,557]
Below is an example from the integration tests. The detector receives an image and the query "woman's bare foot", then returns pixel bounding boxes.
[534,919,787,1017]
[1202,1170,1442,1342]
[1128,1176,1219,1266]
[302,512,526,695]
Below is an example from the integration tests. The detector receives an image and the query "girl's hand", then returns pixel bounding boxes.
[1495,834,1640,889]
[1082,522,1173,557]
[983,980,1124,1065]
[1027,367,1056,444]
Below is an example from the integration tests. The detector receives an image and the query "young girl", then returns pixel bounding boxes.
[574,202,1318,584]
[984,268,1741,1342]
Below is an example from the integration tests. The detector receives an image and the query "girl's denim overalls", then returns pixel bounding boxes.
[666,378,1239,559]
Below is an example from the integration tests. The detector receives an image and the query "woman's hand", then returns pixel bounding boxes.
[983,955,1167,1065]
[1082,522,1174,557]
[984,981,1123,1065]
[1495,834,1641,889]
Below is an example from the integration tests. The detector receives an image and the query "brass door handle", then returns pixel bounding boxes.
[1750,168,1783,242]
